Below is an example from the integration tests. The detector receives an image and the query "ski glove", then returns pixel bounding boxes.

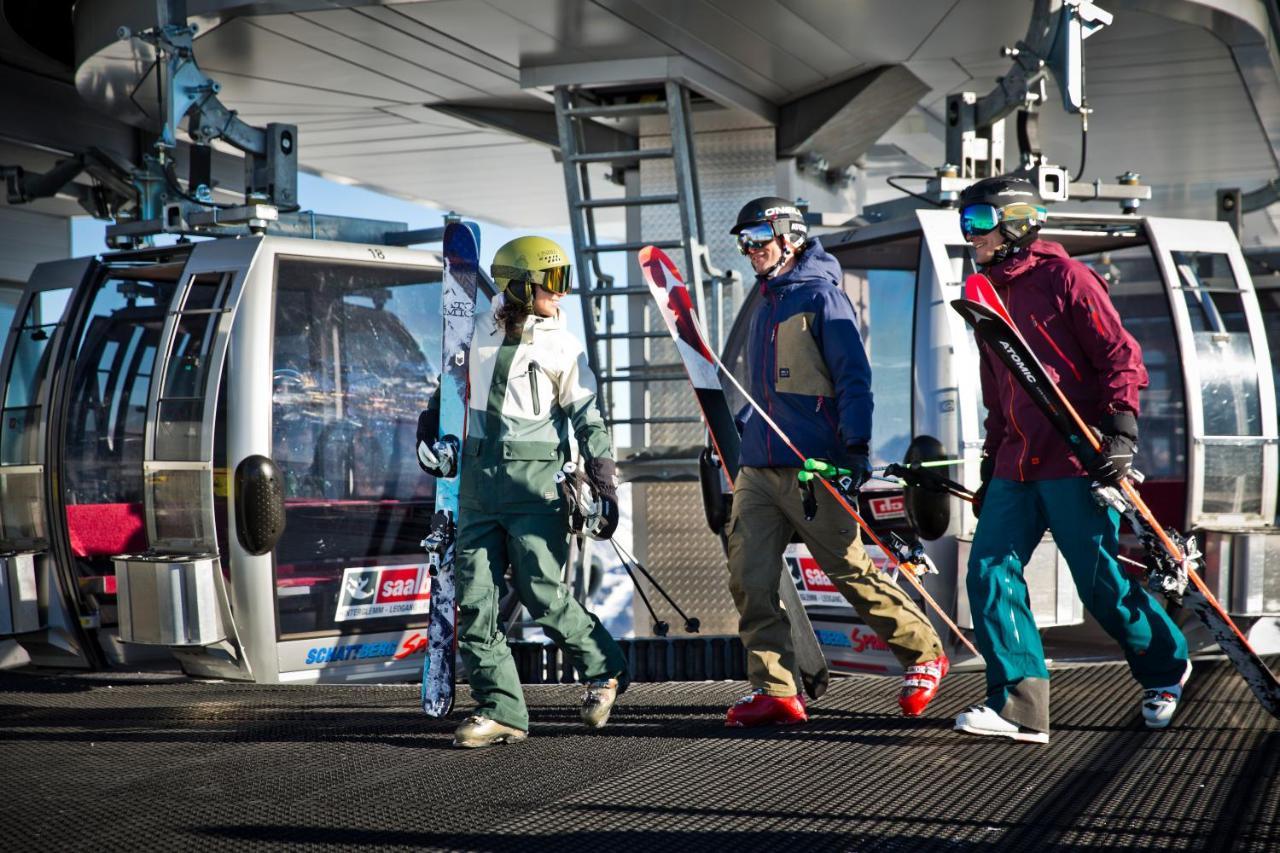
[416,409,459,479]
[1086,410,1139,487]
[844,443,872,490]
[591,497,620,541]
[585,457,620,540]
[972,454,996,519]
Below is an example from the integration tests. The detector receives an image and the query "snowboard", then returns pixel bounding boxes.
[953,275,1280,719]
[641,245,831,700]
[421,221,480,717]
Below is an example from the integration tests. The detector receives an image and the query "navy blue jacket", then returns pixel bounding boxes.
[738,239,872,468]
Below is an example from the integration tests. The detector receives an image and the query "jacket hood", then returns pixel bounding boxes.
[987,239,1070,285]
[763,238,842,290]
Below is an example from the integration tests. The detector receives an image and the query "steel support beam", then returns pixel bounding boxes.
[777,65,929,169]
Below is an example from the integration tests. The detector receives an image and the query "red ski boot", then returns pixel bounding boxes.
[898,654,949,717]
[725,690,808,728]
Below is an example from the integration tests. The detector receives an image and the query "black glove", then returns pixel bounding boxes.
[845,443,872,490]
[972,454,996,519]
[1085,410,1138,487]
[585,457,620,540]
[593,496,620,541]
[416,409,458,478]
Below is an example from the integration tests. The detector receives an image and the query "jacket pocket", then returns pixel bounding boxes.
[500,440,564,505]
[775,312,835,397]
[526,362,542,416]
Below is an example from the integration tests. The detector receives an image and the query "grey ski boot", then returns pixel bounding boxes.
[452,715,528,748]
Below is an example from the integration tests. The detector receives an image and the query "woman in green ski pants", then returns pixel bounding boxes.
[418,235,628,748]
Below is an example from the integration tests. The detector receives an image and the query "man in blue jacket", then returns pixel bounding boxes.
[724,197,947,727]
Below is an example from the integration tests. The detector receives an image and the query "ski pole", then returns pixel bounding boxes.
[611,540,701,633]
[703,354,979,657]
[617,557,670,637]
[875,457,975,471]
[882,462,976,502]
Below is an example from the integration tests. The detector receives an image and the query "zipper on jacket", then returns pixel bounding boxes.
[1006,371,1028,481]
[762,290,778,467]
[816,396,837,430]
[1030,313,1082,382]
[527,361,541,416]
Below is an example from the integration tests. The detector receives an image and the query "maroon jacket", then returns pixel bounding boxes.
[978,240,1148,481]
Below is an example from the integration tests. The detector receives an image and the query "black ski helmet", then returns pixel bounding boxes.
[730,196,808,247]
[958,176,1047,261]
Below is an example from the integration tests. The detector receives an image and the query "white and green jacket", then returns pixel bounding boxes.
[459,302,613,513]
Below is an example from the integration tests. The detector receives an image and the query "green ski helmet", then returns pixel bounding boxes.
[490,236,573,305]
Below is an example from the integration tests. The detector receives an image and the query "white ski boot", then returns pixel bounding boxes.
[954,705,1049,744]
[1142,661,1192,729]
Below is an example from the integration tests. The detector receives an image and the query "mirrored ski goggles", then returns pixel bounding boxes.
[959,202,1047,237]
[490,263,573,295]
[735,221,779,254]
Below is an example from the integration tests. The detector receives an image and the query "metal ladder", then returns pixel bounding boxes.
[554,81,733,448]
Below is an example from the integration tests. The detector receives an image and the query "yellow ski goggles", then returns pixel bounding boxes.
[490,263,573,295]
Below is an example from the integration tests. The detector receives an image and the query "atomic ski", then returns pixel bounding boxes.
[952,275,1280,719]
[421,221,480,717]
[641,245,830,699]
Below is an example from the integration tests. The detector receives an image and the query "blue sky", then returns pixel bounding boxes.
[71,171,630,343]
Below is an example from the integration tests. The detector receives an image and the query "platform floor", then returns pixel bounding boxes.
[1,656,1277,852]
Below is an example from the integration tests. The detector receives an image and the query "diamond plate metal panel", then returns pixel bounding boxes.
[631,481,738,637]
[630,117,777,449]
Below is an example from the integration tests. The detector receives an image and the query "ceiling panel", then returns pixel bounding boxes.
[246,14,487,101]
[604,0,822,96]
[909,0,1030,62]
[296,8,520,95]
[781,0,956,64]
[705,0,857,79]
[195,18,433,103]
[389,0,665,69]
[200,71,403,113]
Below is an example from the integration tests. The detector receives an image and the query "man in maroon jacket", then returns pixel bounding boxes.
[953,176,1191,744]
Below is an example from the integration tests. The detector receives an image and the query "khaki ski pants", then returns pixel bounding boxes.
[727,465,943,695]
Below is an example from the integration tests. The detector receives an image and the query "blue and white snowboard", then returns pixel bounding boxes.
[421,222,480,717]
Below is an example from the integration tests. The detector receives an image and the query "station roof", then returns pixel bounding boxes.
[3,1,1280,242]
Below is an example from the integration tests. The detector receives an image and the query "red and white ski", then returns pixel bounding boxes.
[643,245,979,665]
[641,246,830,699]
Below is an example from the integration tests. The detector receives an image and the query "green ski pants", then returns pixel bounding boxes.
[968,477,1189,732]
[727,465,943,695]
[456,509,627,731]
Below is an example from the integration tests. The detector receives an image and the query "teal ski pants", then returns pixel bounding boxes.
[456,509,627,731]
[968,477,1189,731]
